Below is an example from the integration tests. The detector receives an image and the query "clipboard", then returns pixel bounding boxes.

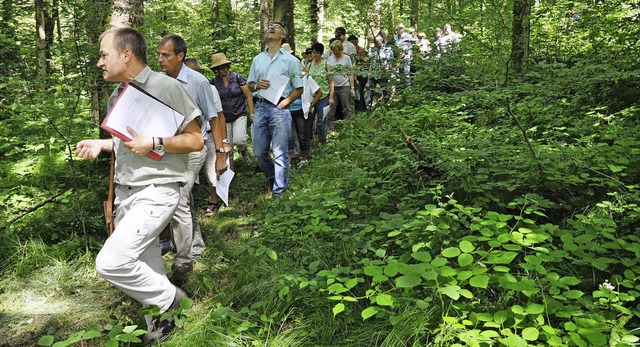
[100,83,186,160]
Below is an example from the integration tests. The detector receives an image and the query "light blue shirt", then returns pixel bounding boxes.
[247,48,303,99]
[173,63,218,123]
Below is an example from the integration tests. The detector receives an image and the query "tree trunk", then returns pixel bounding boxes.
[111,0,143,28]
[44,0,56,71]
[317,0,325,42]
[510,0,531,74]
[409,0,418,30]
[259,0,270,48]
[1,0,17,67]
[367,0,381,40]
[86,0,112,135]
[35,0,47,78]
[309,0,319,42]
[274,0,295,52]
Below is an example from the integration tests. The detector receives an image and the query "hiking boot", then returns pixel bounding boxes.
[204,200,223,216]
[144,287,188,344]
[243,155,253,167]
[169,265,191,288]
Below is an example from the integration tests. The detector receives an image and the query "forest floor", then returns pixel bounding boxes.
[0,155,269,347]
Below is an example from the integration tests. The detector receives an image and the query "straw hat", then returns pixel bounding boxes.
[210,53,232,70]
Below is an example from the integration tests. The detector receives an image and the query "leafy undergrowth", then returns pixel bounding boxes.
[3,59,640,346]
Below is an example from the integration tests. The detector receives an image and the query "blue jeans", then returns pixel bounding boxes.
[314,96,330,144]
[252,102,291,196]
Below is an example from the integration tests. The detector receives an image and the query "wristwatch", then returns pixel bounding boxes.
[216,147,225,153]
[154,137,164,152]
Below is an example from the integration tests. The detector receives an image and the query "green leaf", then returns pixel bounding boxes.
[384,263,399,276]
[37,336,55,347]
[416,300,429,309]
[395,274,422,288]
[458,253,474,267]
[487,251,518,264]
[439,285,461,300]
[104,340,119,347]
[526,303,545,315]
[459,289,473,298]
[122,325,138,334]
[375,293,394,306]
[364,265,383,276]
[279,285,290,299]
[361,306,378,320]
[412,251,432,263]
[564,290,584,299]
[333,303,345,316]
[522,327,539,341]
[266,249,277,260]
[499,333,528,347]
[469,275,489,288]
[459,240,475,253]
[559,276,581,285]
[345,278,359,289]
[328,283,348,293]
[442,247,461,258]
[81,330,102,339]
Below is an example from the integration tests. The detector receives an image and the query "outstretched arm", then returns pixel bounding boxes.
[75,139,113,160]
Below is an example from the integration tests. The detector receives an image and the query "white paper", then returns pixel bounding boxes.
[302,76,320,119]
[102,84,185,159]
[258,71,289,105]
[322,105,330,119]
[215,158,235,206]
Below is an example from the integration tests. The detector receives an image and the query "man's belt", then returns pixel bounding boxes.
[254,96,287,107]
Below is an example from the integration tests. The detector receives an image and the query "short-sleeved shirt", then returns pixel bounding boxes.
[327,54,352,87]
[308,59,329,97]
[107,66,201,186]
[212,71,248,123]
[247,48,303,99]
[202,85,224,141]
[171,63,219,139]
[342,40,358,57]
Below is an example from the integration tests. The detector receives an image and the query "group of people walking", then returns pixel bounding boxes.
[73,21,463,344]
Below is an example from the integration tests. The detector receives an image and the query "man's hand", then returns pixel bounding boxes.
[215,152,228,178]
[123,126,153,156]
[256,78,271,90]
[329,97,334,106]
[75,140,105,160]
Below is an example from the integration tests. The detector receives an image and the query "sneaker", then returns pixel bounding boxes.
[204,200,223,216]
[297,159,308,169]
[169,265,191,288]
[243,155,253,167]
[144,287,188,344]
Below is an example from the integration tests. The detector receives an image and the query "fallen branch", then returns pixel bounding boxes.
[0,189,70,231]
[400,127,439,177]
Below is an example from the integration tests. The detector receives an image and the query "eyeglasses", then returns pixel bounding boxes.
[158,53,173,60]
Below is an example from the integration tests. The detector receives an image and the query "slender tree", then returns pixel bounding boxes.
[510,0,531,74]
[409,0,418,29]
[35,0,48,78]
[259,0,270,47]
[274,0,296,52]
[309,0,320,41]
[111,0,143,28]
